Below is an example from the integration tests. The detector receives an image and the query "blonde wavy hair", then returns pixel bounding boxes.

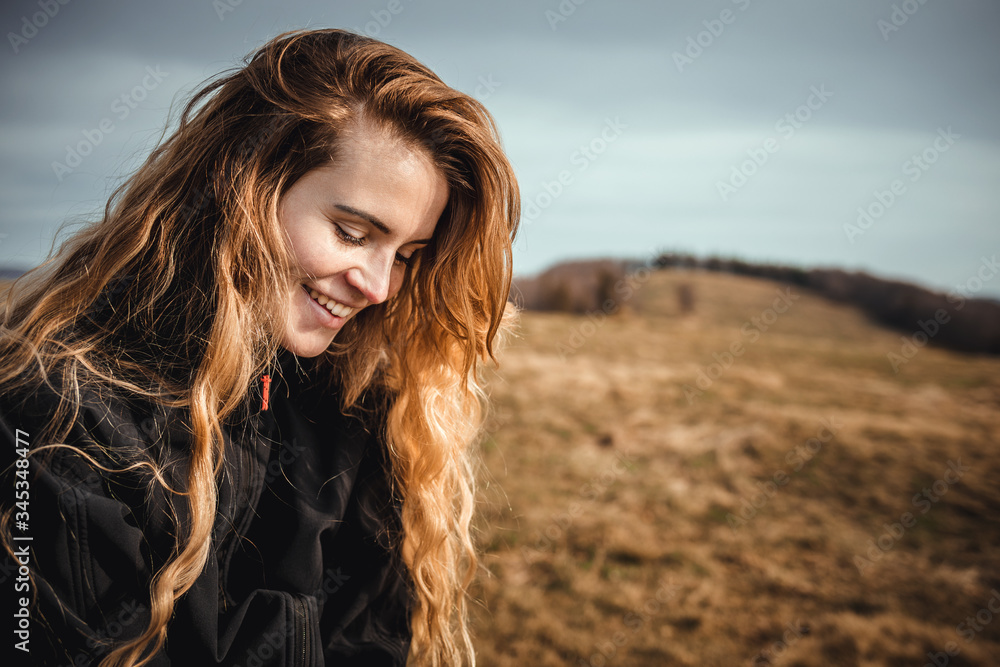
[0,29,519,666]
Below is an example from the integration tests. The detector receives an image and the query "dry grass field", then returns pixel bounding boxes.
[4,272,998,665]
[470,269,1000,666]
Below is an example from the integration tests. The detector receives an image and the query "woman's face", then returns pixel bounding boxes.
[277,122,448,357]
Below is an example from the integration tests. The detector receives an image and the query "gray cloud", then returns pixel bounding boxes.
[2,0,998,296]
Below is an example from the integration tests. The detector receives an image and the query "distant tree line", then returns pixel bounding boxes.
[513,254,1000,356]
[654,253,1000,355]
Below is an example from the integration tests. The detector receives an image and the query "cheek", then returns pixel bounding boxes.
[388,269,408,300]
[285,282,308,322]
[290,234,334,277]
[281,210,331,272]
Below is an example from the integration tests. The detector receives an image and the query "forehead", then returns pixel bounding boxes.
[309,124,448,240]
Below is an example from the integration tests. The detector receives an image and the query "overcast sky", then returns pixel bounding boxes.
[2,0,998,297]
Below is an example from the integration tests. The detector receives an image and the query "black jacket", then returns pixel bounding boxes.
[1,350,411,666]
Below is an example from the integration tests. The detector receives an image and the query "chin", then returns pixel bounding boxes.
[280,328,337,358]
[278,287,344,357]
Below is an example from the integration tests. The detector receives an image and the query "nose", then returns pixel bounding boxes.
[345,251,395,305]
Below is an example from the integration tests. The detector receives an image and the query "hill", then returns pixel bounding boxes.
[472,268,1000,666]
[513,255,1000,355]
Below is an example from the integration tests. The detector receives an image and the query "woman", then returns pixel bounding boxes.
[0,28,518,666]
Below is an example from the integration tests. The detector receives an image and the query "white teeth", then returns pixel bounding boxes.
[307,287,353,318]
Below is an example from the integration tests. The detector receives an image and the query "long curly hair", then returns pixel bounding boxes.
[0,28,519,666]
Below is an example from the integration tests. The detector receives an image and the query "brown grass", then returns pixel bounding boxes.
[6,272,998,665]
[471,269,1000,666]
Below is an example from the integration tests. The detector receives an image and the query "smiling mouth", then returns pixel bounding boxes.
[303,284,356,318]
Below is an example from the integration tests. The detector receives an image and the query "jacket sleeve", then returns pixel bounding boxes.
[0,389,171,667]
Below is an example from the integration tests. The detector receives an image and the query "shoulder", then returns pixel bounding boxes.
[0,369,188,557]
[1,369,172,466]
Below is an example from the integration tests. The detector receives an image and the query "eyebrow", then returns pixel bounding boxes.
[334,203,433,245]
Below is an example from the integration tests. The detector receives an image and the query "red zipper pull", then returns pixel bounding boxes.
[261,374,271,411]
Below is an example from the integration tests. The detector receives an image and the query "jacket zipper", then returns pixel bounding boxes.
[293,595,309,666]
[300,596,307,666]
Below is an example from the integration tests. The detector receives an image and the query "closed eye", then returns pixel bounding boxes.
[333,224,365,247]
[338,223,417,268]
